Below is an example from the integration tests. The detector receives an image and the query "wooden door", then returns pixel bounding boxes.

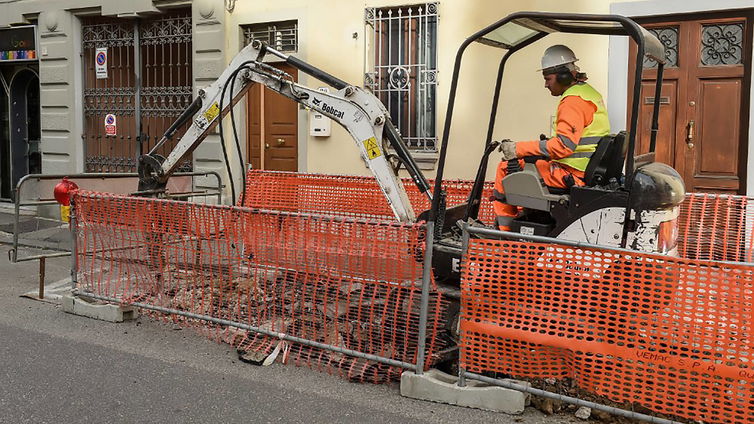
[247,82,262,169]
[246,62,298,171]
[629,11,753,194]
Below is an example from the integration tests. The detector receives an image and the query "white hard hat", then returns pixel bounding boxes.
[540,45,578,72]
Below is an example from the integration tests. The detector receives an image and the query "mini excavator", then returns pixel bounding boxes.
[136,12,685,290]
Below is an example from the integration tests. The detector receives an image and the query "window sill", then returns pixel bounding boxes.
[380,150,439,171]
[412,151,439,171]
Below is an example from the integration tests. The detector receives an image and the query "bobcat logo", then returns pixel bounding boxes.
[312,97,322,106]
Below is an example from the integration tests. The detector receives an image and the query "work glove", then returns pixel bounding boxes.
[499,139,517,161]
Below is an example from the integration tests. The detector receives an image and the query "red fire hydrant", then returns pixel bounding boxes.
[53,177,79,223]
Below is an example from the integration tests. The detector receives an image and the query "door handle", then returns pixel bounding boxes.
[265,143,270,149]
[276,138,285,145]
[686,120,695,149]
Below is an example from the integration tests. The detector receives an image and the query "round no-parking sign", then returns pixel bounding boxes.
[104,113,117,136]
[95,47,108,79]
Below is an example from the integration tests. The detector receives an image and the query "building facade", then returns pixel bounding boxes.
[0,0,751,202]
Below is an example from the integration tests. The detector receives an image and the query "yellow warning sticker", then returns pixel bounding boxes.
[203,102,220,122]
[362,137,382,160]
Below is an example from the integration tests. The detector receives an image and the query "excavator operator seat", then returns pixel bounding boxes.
[502,131,630,212]
[582,131,628,186]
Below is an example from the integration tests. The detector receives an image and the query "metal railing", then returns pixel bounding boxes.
[9,171,222,263]
[7,171,222,298]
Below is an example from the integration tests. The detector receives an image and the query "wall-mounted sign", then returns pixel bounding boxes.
[104,114,117,136]
[0,26,37,62]
[95,47,108,79]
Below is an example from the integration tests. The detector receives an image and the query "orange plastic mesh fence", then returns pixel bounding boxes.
[240,170,496,224]
[460,238,754,423]
[240,171,753,264]
[73,191,449,383]
[677,193,754,263]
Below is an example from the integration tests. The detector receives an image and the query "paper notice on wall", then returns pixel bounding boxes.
[95,47,108,79]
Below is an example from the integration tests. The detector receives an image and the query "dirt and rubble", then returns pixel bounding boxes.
[527,378,688,424]
[124,263,450,384]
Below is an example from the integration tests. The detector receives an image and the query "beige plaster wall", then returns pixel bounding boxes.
[226,0,618,181]
[0,0,640,190]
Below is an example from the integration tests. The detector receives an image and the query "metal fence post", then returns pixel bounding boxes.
[70,199,78,291]
[456,222,471,387]
[414,222,435,375]
[38,257,45,299]
[10,181,21,263]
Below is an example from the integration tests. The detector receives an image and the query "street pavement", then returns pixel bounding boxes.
[0,205,580,424]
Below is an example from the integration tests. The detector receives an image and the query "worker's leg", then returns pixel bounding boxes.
[535,160,584,189]
[494,160,583,231]
[492,159,524,231]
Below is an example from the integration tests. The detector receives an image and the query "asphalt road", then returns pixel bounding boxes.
[0,249,580,424]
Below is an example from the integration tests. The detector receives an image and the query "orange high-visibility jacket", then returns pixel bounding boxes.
[514,93,602,176]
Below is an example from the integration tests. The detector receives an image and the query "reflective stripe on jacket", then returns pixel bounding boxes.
[551,82,610,171]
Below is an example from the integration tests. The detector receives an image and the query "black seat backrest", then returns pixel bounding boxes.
[583,131,628,186]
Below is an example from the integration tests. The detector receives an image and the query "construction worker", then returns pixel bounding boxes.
[493,44,610,231]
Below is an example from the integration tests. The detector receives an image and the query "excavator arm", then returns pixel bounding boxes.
[137,40,430,223]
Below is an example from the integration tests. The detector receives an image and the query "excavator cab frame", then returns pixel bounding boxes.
[424,12,687,284]
[428,12,683,244]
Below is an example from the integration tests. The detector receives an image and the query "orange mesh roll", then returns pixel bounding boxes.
[242,171,753,259]
[460,238,754,423]
[239,170,496,224]
[240,171,396,219]
[73,191,449,382]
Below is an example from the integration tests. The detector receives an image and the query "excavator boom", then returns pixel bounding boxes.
[137,41,430,223]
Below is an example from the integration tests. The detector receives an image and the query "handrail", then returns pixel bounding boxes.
[7,171,223,264]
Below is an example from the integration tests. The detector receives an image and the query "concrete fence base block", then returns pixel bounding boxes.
[62,294,137,323]
[400,369,529,414]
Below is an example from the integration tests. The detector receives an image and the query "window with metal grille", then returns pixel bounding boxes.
[365,3,438,153]
[243,20,298,52]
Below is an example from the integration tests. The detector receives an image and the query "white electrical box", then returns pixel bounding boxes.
[309,87,332,137]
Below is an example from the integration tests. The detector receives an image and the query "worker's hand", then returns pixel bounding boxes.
[499,139,517,161]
